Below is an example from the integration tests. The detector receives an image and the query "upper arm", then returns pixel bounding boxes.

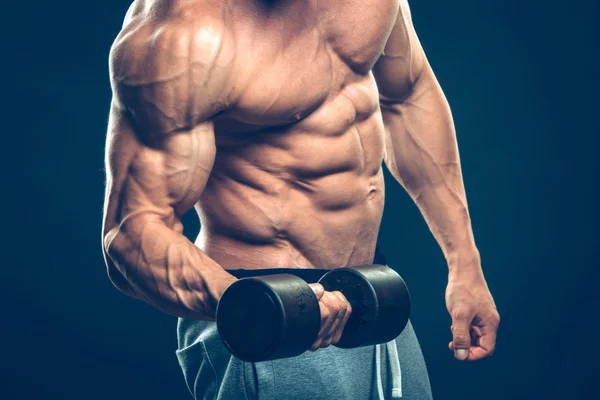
[103,15,234,244]
[373,0,428,102]
[373,1,457,191]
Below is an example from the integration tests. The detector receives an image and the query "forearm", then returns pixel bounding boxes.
[381,69,481,277]
[103,214,236,321]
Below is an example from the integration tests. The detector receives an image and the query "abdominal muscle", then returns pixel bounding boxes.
[194,76,387,271]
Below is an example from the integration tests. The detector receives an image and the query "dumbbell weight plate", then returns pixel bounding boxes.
[216,274,321,362]
[358,265,411,345]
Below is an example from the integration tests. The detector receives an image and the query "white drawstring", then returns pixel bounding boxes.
[375,340,402,399]
[387,340,402,398]
[375,343,385,399]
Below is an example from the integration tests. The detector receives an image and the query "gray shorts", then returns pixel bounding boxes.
[176,318,433,399]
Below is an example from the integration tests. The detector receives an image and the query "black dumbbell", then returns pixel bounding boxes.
[215,264,410,362]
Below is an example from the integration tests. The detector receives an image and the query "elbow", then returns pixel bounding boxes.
[102,229,138,298]
[107,266,137,298]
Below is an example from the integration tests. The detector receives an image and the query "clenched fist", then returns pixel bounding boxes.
[446,273,500,361]
[308,283,353,351]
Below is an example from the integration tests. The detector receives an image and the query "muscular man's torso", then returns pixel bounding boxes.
[121,0,410,270]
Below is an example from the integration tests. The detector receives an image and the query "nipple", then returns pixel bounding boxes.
[290,111,303,122]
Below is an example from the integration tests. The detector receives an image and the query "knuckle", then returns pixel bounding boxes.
[453,334,470,345]
[484,312,500,328]
[493,312,501,325]
[330,301,342,314]
[338,301,349,315]
[451,307,473,321]
[332,291,350,307]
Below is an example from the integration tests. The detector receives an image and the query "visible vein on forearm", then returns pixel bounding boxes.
[402,124,466,210]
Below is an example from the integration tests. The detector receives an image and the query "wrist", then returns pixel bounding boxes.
[447,246,484,284]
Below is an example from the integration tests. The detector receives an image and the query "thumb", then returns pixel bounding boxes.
[309,283,325,300]
[451,309,474,361]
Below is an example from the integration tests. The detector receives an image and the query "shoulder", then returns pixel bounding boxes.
[110,0,233,83]
[109,0,236,135]
[382,0,418,60]
[374,0,426,101]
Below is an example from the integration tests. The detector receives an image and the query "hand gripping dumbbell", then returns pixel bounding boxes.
[215,264,411,362]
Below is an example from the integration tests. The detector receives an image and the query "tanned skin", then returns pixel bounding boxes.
[103,0,499,360]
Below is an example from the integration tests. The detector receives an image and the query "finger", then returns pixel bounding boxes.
[319,293,346,348]
[450,307,475,360]
[469,332,497,360]
[311,293,340,350]
[449,332,496,361]
[324,304,346,342]
[321,313,344,348]
[330,291,352,345]
[326,291,350,345]
[309,339,322,352]
[467,346,491,361]
[449,344,487,361]
[309,296,330,351]
[471,326,482,347]
[471,318,498,351]
[309,283,325,300]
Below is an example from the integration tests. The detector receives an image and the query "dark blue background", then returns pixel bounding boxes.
[3,1,598,398]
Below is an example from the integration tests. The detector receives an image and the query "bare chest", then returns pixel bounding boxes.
[219,0,399,129]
